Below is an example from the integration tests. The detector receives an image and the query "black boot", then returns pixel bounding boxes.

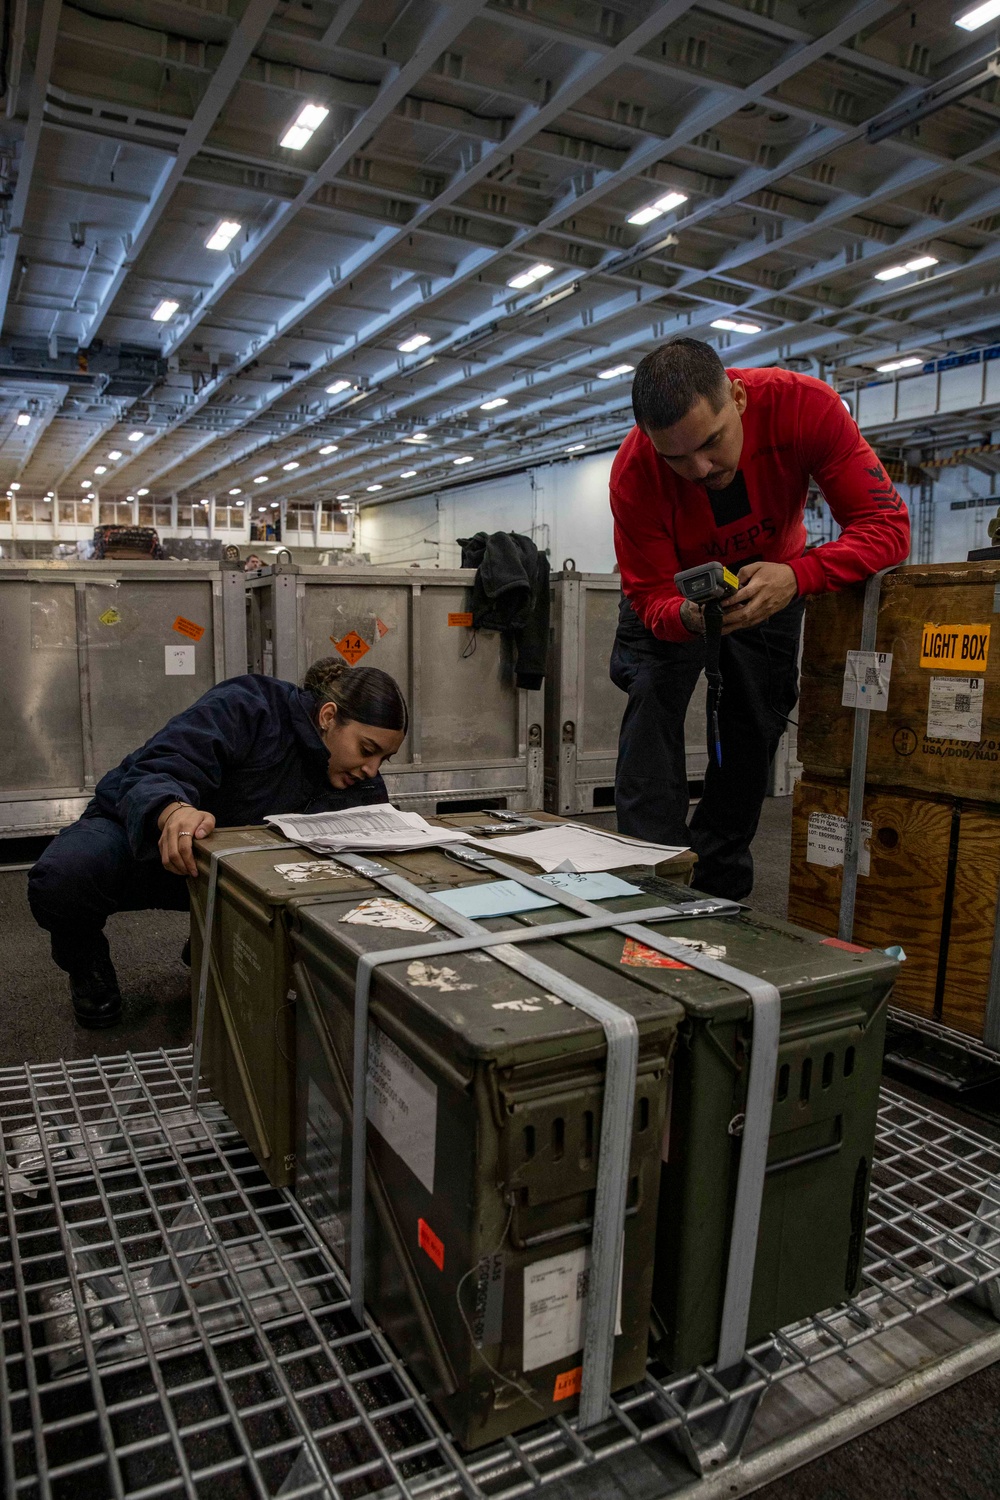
[69,953,123,1029]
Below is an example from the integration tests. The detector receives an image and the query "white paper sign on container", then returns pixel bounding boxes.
[366,1024,437,1194]
[806,812,872,878]
[165,644,195,676]
[926,677,984,742]
[841,650,892,711]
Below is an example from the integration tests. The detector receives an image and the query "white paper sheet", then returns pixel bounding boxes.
[266,805,472,853]
[468,825,688,874]
[340,898,436,932]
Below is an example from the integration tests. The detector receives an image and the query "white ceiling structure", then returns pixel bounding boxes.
[1,0,1000,509]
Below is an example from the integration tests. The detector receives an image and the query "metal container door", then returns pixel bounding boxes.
[0,573,85,793]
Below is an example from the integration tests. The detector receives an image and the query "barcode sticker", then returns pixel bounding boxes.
[841,651,892,711]
[927,677,984,742]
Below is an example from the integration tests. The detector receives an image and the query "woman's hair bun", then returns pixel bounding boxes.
[302,657,348,695]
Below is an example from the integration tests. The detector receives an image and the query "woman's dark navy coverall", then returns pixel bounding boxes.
[28,674,389,974]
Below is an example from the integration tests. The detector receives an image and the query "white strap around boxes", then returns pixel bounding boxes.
[440,845,781,1373]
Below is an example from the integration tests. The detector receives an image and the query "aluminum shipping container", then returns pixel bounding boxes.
[246,563,543,814]
[544,570,801,815]
[0,559,247,838]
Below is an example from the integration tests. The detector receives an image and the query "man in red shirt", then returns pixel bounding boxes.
[611,338,910,899]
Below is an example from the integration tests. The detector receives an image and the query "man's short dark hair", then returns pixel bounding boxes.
[631,339,729,431]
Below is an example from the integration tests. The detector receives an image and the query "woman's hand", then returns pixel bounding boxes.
[157,802,217,876]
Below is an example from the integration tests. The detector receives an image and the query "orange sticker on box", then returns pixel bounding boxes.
[553,1367,582,1402]
[821,937,869,953]
[920,623,990,669]
[376,617,390,638]
[332,631,370,664]
[620,937,689,970]
[173,616,205,642]
[418,1218,444,1271]
[448,612,473,627]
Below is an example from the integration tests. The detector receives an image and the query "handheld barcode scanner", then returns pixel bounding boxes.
[673,562,740,768]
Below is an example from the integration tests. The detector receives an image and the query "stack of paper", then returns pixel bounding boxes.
[266,806,472,854]
[469,824,688,874]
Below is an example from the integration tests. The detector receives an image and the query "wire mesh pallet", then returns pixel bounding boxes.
[1,1048,1000,1500]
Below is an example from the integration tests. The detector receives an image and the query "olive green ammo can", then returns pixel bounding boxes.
[189,826,505,1188]
[505,885,897,1370]
[290,893,685,1450]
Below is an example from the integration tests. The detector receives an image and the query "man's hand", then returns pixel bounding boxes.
[679,598,705,635]
[157,802,217,877]
[721,561,798,634]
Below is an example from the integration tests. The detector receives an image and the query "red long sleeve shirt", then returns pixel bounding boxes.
[611,366,911,642]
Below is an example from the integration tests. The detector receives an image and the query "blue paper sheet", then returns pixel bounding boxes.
[432,879,558,919]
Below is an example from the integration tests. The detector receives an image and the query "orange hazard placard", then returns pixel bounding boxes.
[331,631,370,664]
[553,1367,582,1402]
[418,1218,444,1271]
[620,937,689,970]
[376,617,390,638]
[448,612,473,627]
[173,616,205,642]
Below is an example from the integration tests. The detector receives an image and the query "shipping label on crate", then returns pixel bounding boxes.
[165,644,195,675]
[841,650,892,711]
[926,677,985,742]
[366,1024,437,1194]
[806,812,872,878]
[919,623,990,669]
[522,1244,623,1372]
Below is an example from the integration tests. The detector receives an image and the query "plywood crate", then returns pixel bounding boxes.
[787,776,1000,1041]
[798,562,1000,800]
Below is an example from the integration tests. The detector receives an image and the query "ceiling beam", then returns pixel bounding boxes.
[0,0,62,334]
[81,0,281,346]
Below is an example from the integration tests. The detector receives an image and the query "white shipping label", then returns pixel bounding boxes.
[366,1024,437,1194]
[165,643,195,676]
[274,860,352,883]
[342,898,435,932]
[841,650,892,711]
[522,1245,623,1373]
[927,677,985,742]
[806,812,872,879]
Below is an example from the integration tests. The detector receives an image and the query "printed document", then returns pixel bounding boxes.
[469,824,687,874]
[266,805,472,853]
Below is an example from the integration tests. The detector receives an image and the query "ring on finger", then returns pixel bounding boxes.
[178,832,194,839]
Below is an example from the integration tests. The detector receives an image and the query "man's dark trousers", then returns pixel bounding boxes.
[611,595,804,901]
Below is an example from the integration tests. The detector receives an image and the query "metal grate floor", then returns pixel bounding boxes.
[1,1048,999,1500]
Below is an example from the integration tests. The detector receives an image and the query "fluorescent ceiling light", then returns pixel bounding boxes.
[9,481,19,489]
[45,491,53,498]
[565,443,586,452]
[151,298,179,322]
[128,431,144,442]
[480,397,508,410]
[15,412,30,426]
[401,470,417,478]
[876,355,924,373]
[711,317,762,335]
[398,333,431,353]
[108,450,122,460]
[404,431,430,443]
[206,219,241,251]
[366,483,383,491]
[258,506,266,512]
[270,502,279,508]
[597,363,634,380]
[254,474,269,483]
[80,480,92,489]
[137,487,149,496]
[200,500,209,508]
[79,495,90,502]
[282,461,300,471]
[280,102,329,150]
[956,0,1000,28]
[318,443,339,455]
[627,190,687,227]
[507,262,553,290]
[326,379,352,395]
[336,493,351,499]
[94,465,107,475]
[229,487,242,495]
[126,493,135,501]
[235,500,244,506]
[453,455,474,465]
[874,255,938,281]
